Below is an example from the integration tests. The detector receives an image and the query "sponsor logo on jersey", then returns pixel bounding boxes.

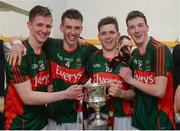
[31,60,46,71]
[57,53,63,60]
[50,61,85,84]
[145,60,151,71]
[39,60,45,71]
[93,63,101,68]
[133,59,143,69]
[32,64,38,69]
[30,70,50,90]
[91,72,122,84]
[105,63,113,72]
[76,58,82,68]
[134,70,155,84]
[91,72,128,90]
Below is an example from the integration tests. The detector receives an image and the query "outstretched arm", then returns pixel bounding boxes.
[15,80,83,105]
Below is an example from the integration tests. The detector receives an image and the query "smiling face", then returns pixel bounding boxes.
[60,17,83,50]
[28,15,53,45]
[98,24,120,52]
[127,17,149,47]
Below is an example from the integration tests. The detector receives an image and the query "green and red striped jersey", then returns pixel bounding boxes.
[86,50,132,117]
[44,38,97,123]
[130,37,175,129]
[4,40,50,130]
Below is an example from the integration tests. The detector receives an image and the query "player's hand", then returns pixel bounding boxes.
[78,37,86,46]
[7,43,25,66]
[108,80,122,97]
[119,67,133,83]
[64,84,83,100]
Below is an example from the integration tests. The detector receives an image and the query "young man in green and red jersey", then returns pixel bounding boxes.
[40,9,98,130]
[119,10,175,129]
[3,5,83,130]
[5,8,98,130]
[86,16,135,130]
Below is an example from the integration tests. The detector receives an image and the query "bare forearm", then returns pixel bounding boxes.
[128,77,166,98]
[22,91,67,105]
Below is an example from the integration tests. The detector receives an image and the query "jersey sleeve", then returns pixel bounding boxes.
[43,38,61,57]
[6,57,29,84]
[82,43,99,65]
[153,45,172,77]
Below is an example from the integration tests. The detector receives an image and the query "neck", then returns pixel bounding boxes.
[28,36,42,54]
[138,36,150,54]
[63,41,77,52]
[102,48,119,59]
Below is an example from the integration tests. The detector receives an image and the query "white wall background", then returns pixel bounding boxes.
[0,0,180,41]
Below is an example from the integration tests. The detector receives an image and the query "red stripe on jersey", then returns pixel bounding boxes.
[12,66,18,83]
[123,100,132,116]
[12,66,24,83]
[151,39,165,76]
[158,71,176,129]
[17,67,24,82]
[4,81,24,129]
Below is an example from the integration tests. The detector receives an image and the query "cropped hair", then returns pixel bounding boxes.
[98,16,119,32]
[126,10,147,26]
[61,9,83,25]
[29,5,52,22]
[118,35,131,45]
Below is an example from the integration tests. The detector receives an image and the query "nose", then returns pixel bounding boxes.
[134,26,140,33]
[106,33,111,39]
[42,26,49,33]
[70,28,76,35]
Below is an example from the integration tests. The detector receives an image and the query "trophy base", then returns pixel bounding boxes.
[90,117,107,126]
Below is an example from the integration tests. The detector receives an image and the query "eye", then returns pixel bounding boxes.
[100,31,106,36]
[46,24,52,29]
[137,23,144,28]
[109,31,117,35]
[128,25,135,31]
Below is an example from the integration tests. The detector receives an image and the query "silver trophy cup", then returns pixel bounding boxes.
[85,83,107,126]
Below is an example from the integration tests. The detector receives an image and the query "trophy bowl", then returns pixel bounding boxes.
[85,83,107,126]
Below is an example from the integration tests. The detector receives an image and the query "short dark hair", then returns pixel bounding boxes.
[61,9,83,25]
[126,10,147,26]
[118,35,131,45]
[29,5,52,22]
[98,16,119,32]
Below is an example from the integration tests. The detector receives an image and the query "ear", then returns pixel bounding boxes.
[98,33,100,40]
[60,24,63,32]
[117,32,120,39]
[127,28,131,36]
[27,21,31,29]
[146,24,149,32]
